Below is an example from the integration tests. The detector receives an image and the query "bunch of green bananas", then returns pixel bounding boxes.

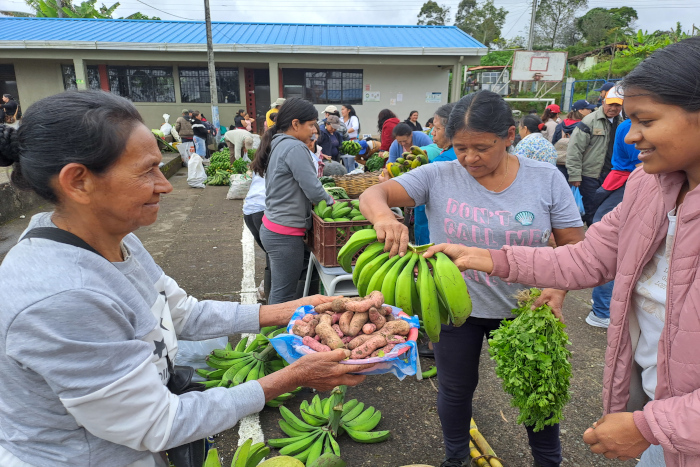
[336,229,472,343]
[205,169,233,186]
[384,146,429,179]
[204,440,271,467]
[206,151,233,177]
[269,386,390,466]
[340,141,362,156]
[196,328,301,407]
[313,200,365,223]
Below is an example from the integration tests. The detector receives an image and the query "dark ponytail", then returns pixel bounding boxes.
[251,98,318,177]
[541,108,556,123]
[621,36,700,112]
[446,91,515,139]
[1,90,143,203]
[521,115,544,133]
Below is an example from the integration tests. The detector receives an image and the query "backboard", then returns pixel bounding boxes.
[511,51,568,82]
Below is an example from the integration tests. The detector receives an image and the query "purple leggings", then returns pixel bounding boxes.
[433,317,562,466]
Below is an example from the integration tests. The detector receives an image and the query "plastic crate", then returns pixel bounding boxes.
[306,201,403,268]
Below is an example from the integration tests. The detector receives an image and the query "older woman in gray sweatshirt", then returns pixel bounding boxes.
[252,98,335,305]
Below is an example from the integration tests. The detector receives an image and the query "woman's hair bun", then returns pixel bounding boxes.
[537,123,546,131]
[0,124,20,167]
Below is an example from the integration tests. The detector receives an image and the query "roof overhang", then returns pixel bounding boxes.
[0,40,488,56]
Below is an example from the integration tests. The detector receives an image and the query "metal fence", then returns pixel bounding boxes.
[560,78,622,111]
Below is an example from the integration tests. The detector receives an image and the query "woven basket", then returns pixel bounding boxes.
[332,172,381,198]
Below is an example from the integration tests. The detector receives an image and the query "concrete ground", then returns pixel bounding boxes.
[0,167,637,467]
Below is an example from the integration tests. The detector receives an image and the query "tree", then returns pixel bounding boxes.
[534,0,588,49]
[417,1,450,26]
[25,0,159,19]
[576,6,638,45]
[454,0,508,47]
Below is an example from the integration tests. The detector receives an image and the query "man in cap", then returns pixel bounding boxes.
[566,84,624,225]
[321,105,348,140]
[266,98,286,129]
[594,82,615,107]
[175,108,194,144]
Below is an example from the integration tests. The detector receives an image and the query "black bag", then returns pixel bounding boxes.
[22,227,207,467]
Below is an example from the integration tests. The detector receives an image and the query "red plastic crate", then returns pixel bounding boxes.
[306,201,403,268]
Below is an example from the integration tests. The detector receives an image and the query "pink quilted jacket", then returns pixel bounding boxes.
[490,169,700,467]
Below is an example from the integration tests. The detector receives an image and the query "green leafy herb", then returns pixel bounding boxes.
[365,155,385,172]
[488,288,572,432]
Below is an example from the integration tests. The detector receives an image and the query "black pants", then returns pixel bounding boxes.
[243,211,271,301]
[433,317,562,466]
[579,174,607,226]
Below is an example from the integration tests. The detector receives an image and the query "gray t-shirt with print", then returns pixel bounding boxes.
[395,156,583,319]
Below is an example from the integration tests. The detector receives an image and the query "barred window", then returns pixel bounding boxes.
[107,66,175,103]
[282,69,362,105]
[179,68,240,104]
[61,65,101,91]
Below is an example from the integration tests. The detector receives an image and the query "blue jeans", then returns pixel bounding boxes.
[591,280,613,319]
[579,174,606,226]
[193,136,207,156]
[637,444,665,466]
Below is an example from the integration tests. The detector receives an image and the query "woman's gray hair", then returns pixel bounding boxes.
[434,103,455,123]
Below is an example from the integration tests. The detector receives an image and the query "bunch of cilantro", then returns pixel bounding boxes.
[488,288,572,432]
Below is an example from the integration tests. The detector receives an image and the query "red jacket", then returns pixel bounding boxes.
[380,118,400,151]
[490,169,700,466]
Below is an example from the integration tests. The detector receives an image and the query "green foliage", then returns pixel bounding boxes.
[575,7,638,45]
[417,0,450,26]
[621,26,691,59]
[25,0,158,19]
[534,0,588,48]
[121,11,160,20]
[571,55,642,80]
[365,156,385,173]
[488,289,572,432]
[480,50,513,66]
[455,0,507,47]
[231,158,249,174]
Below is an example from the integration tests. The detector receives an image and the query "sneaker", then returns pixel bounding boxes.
[586,311,610,328]
[439,458,468,467]
[418,342,435,358]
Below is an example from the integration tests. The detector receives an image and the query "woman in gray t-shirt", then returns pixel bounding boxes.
[359,91,584,467]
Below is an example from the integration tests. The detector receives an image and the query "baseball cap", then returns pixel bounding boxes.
[325,115,341,130]
[546,104,561,114]
[605,85,624,105]
[572,100,597,111]
[271,98,286,108]
[594,82,615,92]
[181,108,189,114]
[243,136,254,149]
[324,105,338,114]
[358,140,369,155]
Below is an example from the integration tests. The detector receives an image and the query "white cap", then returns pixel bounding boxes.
[605,85,624,105]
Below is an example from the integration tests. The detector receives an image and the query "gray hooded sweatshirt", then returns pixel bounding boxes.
[264,133,334,229]
[0,213,265,467]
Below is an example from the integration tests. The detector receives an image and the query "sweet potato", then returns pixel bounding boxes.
[292,320,315,337]
[371,343,396,358]
[341,336,353,344]
[346,333,375,350]
[378,319,410,337]
[385,313,395,321]
[379,306,393,316]
[314,334,322,342]
[362,323,377,334]
[303,336,331,352]
[347,312,369,337]
[332,324,344,338]
[338,311,354,335]
[314,301,335,314]
[316,314,345,350]
[350,334,387,359]
[331,296,364,313]
[331,313,343,325]
[302,314,315,323]
[386,334,406,344]
[368,307,386,330]
[344,291,385,313]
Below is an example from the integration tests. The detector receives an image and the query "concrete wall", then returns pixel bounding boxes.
[9,59,65,109]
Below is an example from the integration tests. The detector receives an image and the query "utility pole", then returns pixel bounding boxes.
[527,0,538,50]
[57,0,64,18]
[204,0,220,132]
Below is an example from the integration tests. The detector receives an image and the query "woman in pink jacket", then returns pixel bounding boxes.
[416,37,700,467]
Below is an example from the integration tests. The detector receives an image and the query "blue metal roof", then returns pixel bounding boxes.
[0,17,486,50]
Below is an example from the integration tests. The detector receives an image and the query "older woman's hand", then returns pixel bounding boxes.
[374,216,409,257]
[258,349,375,399]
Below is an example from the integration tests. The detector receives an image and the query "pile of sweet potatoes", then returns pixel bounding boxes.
[291,291,411,359]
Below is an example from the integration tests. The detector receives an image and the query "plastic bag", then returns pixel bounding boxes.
[226,173,252,199]
[187,154,207,188]
[178,141,194,165]
[160,113,172,136]
[571,186,585,215]
[270,305,420,380]
[175,337,228,372]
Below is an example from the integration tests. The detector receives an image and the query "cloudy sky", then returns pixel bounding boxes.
[3,0,698,41]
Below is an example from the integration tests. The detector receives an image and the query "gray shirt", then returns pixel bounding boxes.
[0,213,264,467]
[395,156,583,319]
[264,134,334,229]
